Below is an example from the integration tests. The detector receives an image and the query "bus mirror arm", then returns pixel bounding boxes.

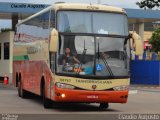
[49,29,59,52]
[129,31,143,56]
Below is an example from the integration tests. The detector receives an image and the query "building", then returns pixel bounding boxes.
[0,2,160,83]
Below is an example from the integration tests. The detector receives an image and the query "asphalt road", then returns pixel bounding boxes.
[0,83,160,120]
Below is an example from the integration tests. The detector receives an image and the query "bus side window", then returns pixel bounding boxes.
[49,10,56,73]
[50,52,55,73]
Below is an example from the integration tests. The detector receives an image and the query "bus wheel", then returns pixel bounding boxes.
[42,84,52,108]
[18,81,21,97]
[99,103,109,109]
[18,81,27,98]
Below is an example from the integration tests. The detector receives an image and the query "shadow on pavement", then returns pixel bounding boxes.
[25,93,121,112]
[1,83,121,112]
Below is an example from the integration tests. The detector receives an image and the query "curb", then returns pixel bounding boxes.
[129,90,138,94]
[130,85,160,89]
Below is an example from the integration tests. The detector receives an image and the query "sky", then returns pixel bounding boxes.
[0,0,141,29]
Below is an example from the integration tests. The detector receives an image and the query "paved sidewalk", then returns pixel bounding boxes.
[130,84,160,93]
[130,84,160,89]
[0,83,16,90]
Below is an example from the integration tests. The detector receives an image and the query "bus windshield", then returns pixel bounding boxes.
[57,11,128,36]
[56,35,130,78]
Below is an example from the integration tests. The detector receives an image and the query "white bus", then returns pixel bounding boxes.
[13,3,130,109]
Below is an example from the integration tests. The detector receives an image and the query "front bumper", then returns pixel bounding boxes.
[53,88,128,103]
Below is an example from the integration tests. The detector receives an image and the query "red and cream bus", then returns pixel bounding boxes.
[13,3,130,109]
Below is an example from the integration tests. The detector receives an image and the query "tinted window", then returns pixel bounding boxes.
[17,10,55,43]
[4,42,10,60]
[57,11,128,36]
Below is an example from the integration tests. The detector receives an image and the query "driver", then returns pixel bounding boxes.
[100,52,110,59]
[62,48,80,66]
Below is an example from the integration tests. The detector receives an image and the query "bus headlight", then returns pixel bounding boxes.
[113,85,129,91]
[56,82,75,89]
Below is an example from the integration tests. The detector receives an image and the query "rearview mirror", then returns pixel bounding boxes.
[129,32,143,56]
[49,29,58,52]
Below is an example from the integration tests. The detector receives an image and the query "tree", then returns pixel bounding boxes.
[136,0,160,9]
[149,28,160,52]
[0,28,12,32]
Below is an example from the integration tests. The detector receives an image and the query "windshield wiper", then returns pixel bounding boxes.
[97,42,100,63]
[97,41,114,76]
[81,40,87,64]
[83,40,87,55]
[101,55,114,76]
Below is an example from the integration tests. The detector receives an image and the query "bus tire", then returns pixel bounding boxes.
[99,103,109,109]
[42,84,52,108]
[18,80,27,98]
[18,81,21,97]
[16,73,19,87]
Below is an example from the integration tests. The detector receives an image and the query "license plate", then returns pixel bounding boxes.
[87,95,98,99]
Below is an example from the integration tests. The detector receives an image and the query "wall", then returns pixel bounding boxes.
[131,60,160,85]
[144,31,152,41]
[0,31,14,83]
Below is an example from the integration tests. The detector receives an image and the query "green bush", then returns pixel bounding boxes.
[149,28,160,52]
[1,28,12,32]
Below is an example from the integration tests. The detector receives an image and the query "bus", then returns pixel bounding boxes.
[13,3,130,109]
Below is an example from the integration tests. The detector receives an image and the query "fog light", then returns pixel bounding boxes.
[61,94,66,98]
